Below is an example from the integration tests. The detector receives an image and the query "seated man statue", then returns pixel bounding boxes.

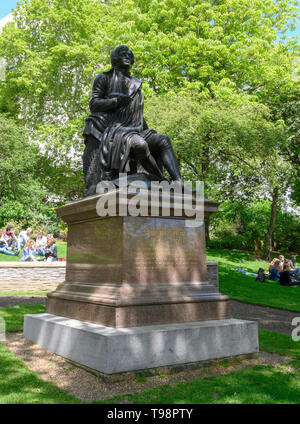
[82,45,183,196]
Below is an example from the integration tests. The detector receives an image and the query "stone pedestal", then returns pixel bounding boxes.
[24,314,258,374]
[46,191,230,327]
[24,189,259,374]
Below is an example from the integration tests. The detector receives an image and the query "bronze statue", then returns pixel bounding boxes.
[83,45,183,196]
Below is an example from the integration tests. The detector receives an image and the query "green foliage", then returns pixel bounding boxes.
[1,0,297,111]
[0,115,63,231]
[0,0,298,245]
[0,115,39,198]
[0,0,298,200]
[268,88,300,204]
[145,94,284,199]
[209,200,300,252]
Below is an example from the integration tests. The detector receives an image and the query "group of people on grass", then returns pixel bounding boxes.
[268,254,300,286]
[0,226,58,262]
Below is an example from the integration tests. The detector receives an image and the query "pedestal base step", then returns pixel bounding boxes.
[24,314,259,374]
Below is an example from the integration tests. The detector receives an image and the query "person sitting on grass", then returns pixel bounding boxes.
[270,260,282,282]
[44,238,58,262]
[35,230,47,256]
[1,226,18,251]
[280,264,293,286]
[20,239,37,262]
[268,258,278,272]
[290,254,296,268]
[0,239,20,256]
[17,227,32,250]
[295,267,300,279]
[280,264,300,286]
[288,256,300,280]
[278,255,285,268]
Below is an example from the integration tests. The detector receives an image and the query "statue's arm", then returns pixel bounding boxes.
[143,119,149,130]
[89,74,119,113]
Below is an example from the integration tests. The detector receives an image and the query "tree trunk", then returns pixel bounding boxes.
[205,216,210,244]
[264,187,279,260]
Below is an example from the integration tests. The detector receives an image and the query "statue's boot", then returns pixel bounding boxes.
[160,147,183,184]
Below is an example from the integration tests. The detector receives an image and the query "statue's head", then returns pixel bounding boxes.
[110,45,135,69]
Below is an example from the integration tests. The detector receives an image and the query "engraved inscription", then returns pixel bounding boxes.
[135,228,199,270]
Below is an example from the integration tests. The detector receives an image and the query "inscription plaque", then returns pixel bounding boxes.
[123,217,207,283]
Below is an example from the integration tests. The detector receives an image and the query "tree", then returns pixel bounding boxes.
[144,92,290,247]
[144,93,284,195]
[0,114,61,232]
[145,91,300,259]
[267,86,300,205]
[0,0,298,199]
[209,199,300,253]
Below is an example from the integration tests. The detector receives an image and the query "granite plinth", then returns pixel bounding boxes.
[24,313,259,374]
[46,295,229,328]
[46,192,230,327]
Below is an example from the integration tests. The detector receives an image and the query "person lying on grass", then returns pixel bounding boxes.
[0,239,20,256]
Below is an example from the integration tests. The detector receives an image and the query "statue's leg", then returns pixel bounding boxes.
[130,135,165,180]
[146,134,183,182]
[82,136,101,196]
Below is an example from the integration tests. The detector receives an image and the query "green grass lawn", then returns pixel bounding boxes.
[96,361,300,404]
[0,242,67,262]
[0,303,299,404]
[97,330,300,405]
[206,248,300,312]
[0,304,45,332]
[0,247,299,403]
[0,343,80,404]
[0,291,49,297]
[259,329,300,359]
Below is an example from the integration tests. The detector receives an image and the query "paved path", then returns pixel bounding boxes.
[0,295,46,307]
[0,296,298,335]
[230,300,298,335]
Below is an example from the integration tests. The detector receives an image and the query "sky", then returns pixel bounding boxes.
[0,0,17,19]
[0,0,299,37]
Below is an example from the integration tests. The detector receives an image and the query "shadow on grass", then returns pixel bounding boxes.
[0,343,80,404]
[0,305,45,332]
[96,363,300,404]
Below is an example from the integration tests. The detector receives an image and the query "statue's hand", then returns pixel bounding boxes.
[116,95,132,107]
